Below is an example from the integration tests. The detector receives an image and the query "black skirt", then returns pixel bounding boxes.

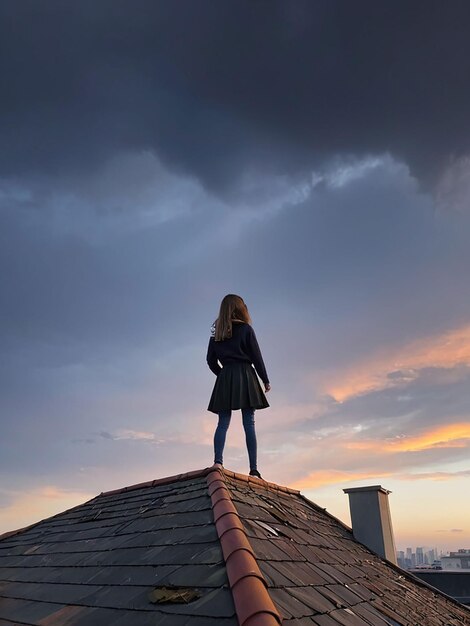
[208,361,269,413]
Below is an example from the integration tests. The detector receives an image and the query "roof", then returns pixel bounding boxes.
[409,570,470,606]
[0,465,469,626]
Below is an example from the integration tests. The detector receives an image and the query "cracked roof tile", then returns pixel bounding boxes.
[0,466,469,625]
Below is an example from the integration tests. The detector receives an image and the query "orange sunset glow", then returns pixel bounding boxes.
[345,422,470,453]
[291,469,392,490]
[318,322,470,402]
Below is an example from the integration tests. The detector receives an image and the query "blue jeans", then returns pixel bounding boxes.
[214,408,257,471]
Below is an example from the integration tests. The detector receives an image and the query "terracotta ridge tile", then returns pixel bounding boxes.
[232,575,282,625]
[244,615,282,626]
[207,479,225,497]
[211,490,233,507]
[207,466,282,626]
[216,511,245,538]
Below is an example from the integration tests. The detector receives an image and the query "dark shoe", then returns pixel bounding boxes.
[249,470,262,479]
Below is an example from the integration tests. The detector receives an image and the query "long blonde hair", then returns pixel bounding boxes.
[214,294,251,341]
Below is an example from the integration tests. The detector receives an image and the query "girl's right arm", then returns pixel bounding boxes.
[246,326,270,388]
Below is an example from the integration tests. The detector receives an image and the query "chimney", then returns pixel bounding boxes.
[343,485,397,565]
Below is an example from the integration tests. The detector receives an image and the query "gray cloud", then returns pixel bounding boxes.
[298,364,470,436]
[1,3,470,539]
[1,2,470,191]
[401,471,470,481]
[2,152,470,485]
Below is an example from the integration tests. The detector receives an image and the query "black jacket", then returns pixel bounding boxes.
[206,322,269,385]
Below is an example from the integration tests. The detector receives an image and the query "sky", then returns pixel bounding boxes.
[1,1,470,553]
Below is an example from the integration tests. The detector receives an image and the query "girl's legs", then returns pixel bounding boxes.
[242,408,258,472]
[214,411,231,465]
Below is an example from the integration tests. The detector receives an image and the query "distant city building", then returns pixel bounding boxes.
[425,549,436,565]
[397,546,442,571]
[406,547,413,569]
[416,547,424,566]
[397,550,405,568]
[403,547,470,605]
[441,549,470,570]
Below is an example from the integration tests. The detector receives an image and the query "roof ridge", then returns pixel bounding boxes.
[98,466,215,497]
[207,464,282,626]
[0,467,299,544]
[98,466,301,498]
[0,494,101,543]
[221,467,301,495]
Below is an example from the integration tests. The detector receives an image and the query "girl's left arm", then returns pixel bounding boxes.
[206,337,222,376]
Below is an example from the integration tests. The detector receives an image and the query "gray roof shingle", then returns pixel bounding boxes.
[0,466,469,625]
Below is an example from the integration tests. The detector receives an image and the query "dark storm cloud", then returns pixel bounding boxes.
[0,151,218,362]
[2,2,470,535]
[1,1,470,190]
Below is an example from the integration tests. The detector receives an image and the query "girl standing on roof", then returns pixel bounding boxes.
[207,294,270,478]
